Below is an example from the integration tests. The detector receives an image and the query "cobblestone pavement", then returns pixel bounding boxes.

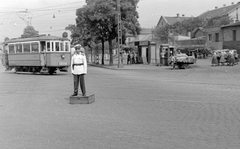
[1,59,240,149]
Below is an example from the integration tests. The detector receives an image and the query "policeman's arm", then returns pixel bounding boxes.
[83,55,87,74]
[71,55,74,73]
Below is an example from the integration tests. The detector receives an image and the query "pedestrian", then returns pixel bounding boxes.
[132,52,135,64]
[219,52,226,66]
[71,44,87,96]
[234,51,239,65]
[127,52,131,65]
[216,52,221,65]
[211,52,218,66]
[229,52,235,66]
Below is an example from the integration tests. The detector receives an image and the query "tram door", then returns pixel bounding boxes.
[40,42,47,66]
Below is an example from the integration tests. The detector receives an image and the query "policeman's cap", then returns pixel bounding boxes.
[74,44,81,49]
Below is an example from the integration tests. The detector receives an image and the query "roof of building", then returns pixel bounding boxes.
[221,21,240,28]
[198,3,240,19]
[140,28,153,34]
[191,27,205,38]
[164,16,191,25]
[156,15,191,27]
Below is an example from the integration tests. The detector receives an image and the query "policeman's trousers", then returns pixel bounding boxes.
[73,74,86,95]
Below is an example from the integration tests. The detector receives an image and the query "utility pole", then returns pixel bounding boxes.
[117,0,123,68]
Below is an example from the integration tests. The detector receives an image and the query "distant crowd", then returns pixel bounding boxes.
[211,50,239,66]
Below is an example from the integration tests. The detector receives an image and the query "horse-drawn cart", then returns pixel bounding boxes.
[169,53,196,69]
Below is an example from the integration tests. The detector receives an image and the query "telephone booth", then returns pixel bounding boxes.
[159,44,175,66]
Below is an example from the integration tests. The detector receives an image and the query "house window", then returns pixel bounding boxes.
[208,34,212,41]
[215,33,219,42]
[233,30,236,41]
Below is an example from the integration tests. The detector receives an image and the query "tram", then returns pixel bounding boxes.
[1,34,71,74]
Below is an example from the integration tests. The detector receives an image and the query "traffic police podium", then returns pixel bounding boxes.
[69,94,95,104]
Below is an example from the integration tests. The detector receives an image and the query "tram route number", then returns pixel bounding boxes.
[59,62,68,65]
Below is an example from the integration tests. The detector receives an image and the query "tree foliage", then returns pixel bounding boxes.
[67,0,140,66]
[205,15,233,27]
[21,26,39,38]
[153,15,232,43]
[153,17,205,43]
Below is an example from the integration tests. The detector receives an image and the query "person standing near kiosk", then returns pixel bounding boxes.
[71,44,87,96]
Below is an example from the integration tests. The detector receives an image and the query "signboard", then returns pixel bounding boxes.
[139,41,149,46]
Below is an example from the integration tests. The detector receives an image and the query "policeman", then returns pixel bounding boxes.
[71,44,87,96]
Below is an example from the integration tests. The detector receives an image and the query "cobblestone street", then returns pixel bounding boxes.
[1,59,240,149]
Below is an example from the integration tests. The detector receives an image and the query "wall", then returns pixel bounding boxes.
[157,17,168,28]
[205,26,223,50]
[222,26,240,41]
[223,41,240,53]
[194,30,205,38]
[206,42,223,51]
[150,44,156,64]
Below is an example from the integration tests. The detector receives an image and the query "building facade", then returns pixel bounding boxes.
[221,22,240,53]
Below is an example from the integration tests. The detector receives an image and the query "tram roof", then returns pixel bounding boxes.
[3,36,70,44]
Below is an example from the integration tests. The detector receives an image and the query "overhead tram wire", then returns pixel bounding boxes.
[1,5,80,25]
[0,0,84,17]
[28,1,85,12]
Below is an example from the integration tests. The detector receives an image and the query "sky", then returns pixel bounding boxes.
[0,0,238,42]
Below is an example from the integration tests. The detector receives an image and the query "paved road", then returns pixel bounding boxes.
[1,59,240,149]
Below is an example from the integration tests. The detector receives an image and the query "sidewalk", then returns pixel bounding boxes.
[88,58,212,70]
[88,62,159,70]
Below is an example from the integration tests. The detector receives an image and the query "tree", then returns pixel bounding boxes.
[73,0,140,66]
[153,17,205,43]
[153,24,171,44]
[205,15,233,27]
[21,26,39,38]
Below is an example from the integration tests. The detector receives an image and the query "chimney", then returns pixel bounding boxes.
[182,14,185,17]
[177,13,179,18]
[223,4,226,7]
[232,2,234,5]
[215,6,218,9]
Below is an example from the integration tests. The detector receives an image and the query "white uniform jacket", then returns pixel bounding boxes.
[71,53,87,75]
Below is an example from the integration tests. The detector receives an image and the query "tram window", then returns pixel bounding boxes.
[55,42,60,51]
[9,45,15,54]
[65,42,69,51]
[52,42,54,51]
[31,42,39,53]
[23,43,30,53]
[16,44,22,53]
[47,42,51,51]
[60,43,63,51]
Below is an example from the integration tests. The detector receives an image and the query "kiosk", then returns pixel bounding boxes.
[159,44,175,66]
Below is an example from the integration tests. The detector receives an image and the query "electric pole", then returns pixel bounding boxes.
[117,0,123,68]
